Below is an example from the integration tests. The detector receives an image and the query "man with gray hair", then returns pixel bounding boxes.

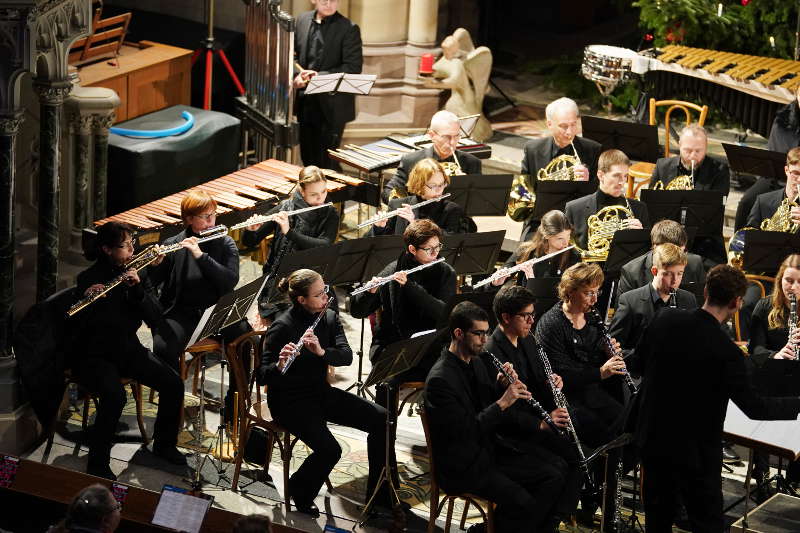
[650,124,729,266]
[383,110,481,203]
[520,97,602,237]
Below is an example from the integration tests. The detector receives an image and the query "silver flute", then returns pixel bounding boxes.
[350,257,445,296]
[230,202,333,230]
[589,308,638,395]
[472,245,575,289]
[280,297,334,375]
[357,193,451,228]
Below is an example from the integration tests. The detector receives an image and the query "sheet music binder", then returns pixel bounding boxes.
[581,115,660,163]
[446,173,513,216]
[722,143,787,181]
[187,275,268,347]
[640,189,724,238]
[305,73,377,95]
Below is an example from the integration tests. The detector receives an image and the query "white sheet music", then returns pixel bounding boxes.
[724,401,800,459]
[151,485,212,533]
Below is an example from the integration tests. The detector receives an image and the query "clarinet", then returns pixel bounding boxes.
[668,288,677,308]
[589,308,638,395]
[280,297,334,374]
[485,351,563,435]
[790,294,799,359]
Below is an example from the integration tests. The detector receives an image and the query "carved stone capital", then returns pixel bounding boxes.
[34,79,71,105]
[0,114,24,136]
[68,112,92,135]
[92,112,116,133]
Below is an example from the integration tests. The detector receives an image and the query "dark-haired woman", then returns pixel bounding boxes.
[47,483,120,532]
[70,222,184,480]
[257,269,388,516]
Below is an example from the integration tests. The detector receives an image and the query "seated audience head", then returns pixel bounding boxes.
[87,222,135,266]
[558,262,604,312]
[545,97,580,148]
[428,110,461,159]
[297,166,329,207]
[650,219,688,251]
[597,149,631,198]
[650,243,688,293]
[678,124,708,169]
[519,209,572,263]
[768,253,800,329]
[181,190,218,233]
[493,285,536,336]
[233,514,273,533]
[784,147,800,199]
[59,484,120,533]
[703,264,747,315]
[448,301,490,358]
[407,158,449,200]
[404,219,443,264]
[278,268,329,313]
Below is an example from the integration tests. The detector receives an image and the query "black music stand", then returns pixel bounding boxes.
[358,331,441,528]
[743,231,800,274]
[532,181,597,220]
[528,277,561,320]
[446,174,514,216]
[274,243,339,281]
[640,189,724,238]
[437,290,499,330]
[722,143,787,181]
[329,235,404,399]
[582,115,660,163]
[186,274,268,489]
[753,360,800,397]
[441,230,505,276]
[679,281,705,304]
[604,229,651,274]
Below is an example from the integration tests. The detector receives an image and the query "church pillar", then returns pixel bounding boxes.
[0,114,24,356]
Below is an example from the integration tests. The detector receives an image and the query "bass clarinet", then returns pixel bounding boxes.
[589,308,638,395]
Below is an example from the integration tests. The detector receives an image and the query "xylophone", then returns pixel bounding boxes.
[89,159,377,245]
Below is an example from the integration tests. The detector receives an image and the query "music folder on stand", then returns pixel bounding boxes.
[441,230,506,278]
[446,173,514,216]
[185,274,268,490]
[640,189,724,239]
[743,230,800,275]
[532,181,596,222]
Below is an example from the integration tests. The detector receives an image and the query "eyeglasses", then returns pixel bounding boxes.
[116,238,136,249]
[582,290,600,299]
[425,182,447,191]
[468,329,490,338]
[515,312,534,321]
[432,131,461,143]
[418,243,443,254]
[312,284,330,298]
[193,212,216,221]
[317,0,338,4]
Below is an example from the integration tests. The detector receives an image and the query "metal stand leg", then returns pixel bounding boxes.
[345,317,375,400]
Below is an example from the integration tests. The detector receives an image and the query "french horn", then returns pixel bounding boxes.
[576,204,634,262]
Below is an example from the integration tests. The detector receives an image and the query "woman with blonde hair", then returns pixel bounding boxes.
[372,157,465,236]
[749,253,800,363]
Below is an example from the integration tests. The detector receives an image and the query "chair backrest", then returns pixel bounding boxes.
[418,407,438,489]
[226,330,265,416]
[69,2,132,64]
[648,98,709,158]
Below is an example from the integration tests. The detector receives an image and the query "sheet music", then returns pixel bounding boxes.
[724,401,800,459]
[337,73,376,95]
[151,485,212,533]
[305,73,343,95]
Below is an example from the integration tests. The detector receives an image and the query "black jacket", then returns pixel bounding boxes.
[768,101,800,154]
[618,250,706,295]
[350,253,456,355]
[149,229,239,315]
[747,297,790,367]
[650,155,730,196]
[521,135,602,190]
[383,146,482,203]
[295,10,362,128]
[371,194,465,236]
[747,188,788,229]
[242,190,340,272]
[257,303,352,409]
[565,191,650,251]
[633,307,800,466]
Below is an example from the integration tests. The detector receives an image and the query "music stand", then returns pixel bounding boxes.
[532,181,596,220]
[305,73,377,96]
[274,243,339,281]
[581,115,660,163]
[527,277,561,320]
[743,231,800,274]
[186,275,268,489]
[441,230,505,276]
[753,360,800,397]
[358,331,441,528]
[604,229,651,274]
[722,143,787,181]
[679,280,705,304]
[446,174,514,216]
[437,290,499,330]
[640,190,724,238]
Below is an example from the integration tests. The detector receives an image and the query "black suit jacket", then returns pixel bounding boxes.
[521,135,602,189]
[747,188,787,229]
[382,146,482,203]
[650,155,730,195]
[618,250,706,295]
[295,10,362,128]
[632,308,800,467]
[565,191,650,250]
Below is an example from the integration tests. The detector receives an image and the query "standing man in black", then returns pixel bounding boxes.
[634,264,800,532]
[293,0,362,170]
[424,301,572,533]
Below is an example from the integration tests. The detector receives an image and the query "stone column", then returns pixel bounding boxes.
[407,0,438,45]
[70,113,92,229]
[33,79,71,302]
[0,113,24,356]
[93,113,115,220]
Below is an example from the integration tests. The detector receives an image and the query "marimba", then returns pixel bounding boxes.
[90,159,376,245]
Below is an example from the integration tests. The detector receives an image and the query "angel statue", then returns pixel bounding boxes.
[423,28,493,142]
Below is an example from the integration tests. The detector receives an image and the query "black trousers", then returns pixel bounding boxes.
[298,95,345,171]
[642,453,723,533]
[72,348,183,468]
[270,386,388,505]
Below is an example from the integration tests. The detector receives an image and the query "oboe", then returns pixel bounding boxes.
[230,202,333,231]
[790,294,799,359]
[486,351,563,435]
[589,308,638,395]
[280,297,334,374]
[350,257,446,296]
[357,194,451,228]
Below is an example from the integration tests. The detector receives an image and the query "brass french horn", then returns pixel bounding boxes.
[760,183,800,233]
[576,202,634,262]
[653,160,694,191]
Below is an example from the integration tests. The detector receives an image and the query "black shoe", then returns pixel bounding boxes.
[291,498,320,518]
[87,463,117,481]
[152,444,188,466]
[722,443,740,463]
[466,523,487,533]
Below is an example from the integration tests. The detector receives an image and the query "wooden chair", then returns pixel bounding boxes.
[69,2,132,65]
[227,330,332,512]
[420,408,495,533]
[627,98,709,198]
[733,274,775,342]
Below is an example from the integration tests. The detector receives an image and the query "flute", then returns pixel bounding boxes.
[230,203,333,231]
[472,245,575,289]
[350,258,446,296]
[357,194,451,228]
[280,297,334,375]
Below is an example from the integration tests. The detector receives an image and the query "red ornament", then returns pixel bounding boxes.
[741,0,750,5]
[419,53,434,75]
[645,33,654,41]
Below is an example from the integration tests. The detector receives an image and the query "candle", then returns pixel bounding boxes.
[419,53,434,75]
[717,3,723,16]
[770,36,776,48]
